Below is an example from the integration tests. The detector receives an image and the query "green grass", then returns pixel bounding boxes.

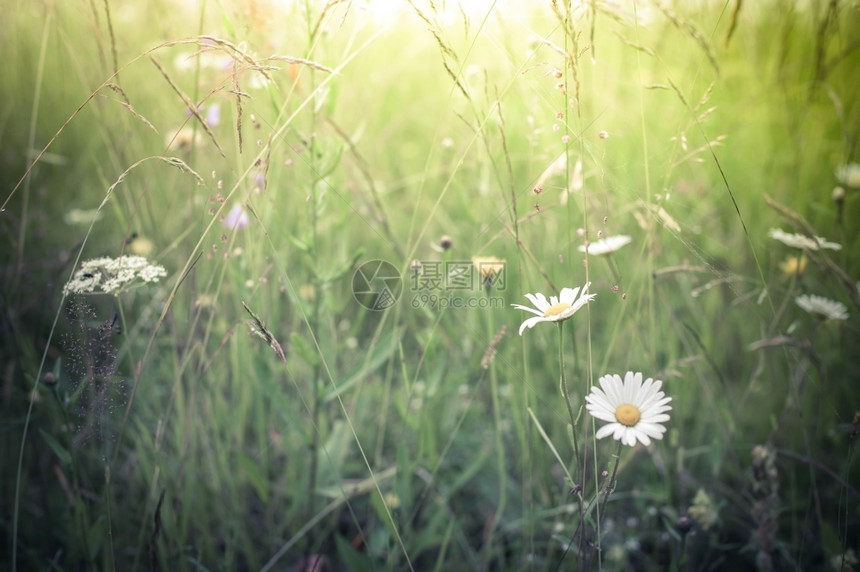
[2,1,859,570]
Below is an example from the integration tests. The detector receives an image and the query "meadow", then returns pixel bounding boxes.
[1,0,859,570]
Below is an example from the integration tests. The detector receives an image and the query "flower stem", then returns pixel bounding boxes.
[599,440,624,516]
[482,298,507,567]
[558,322,580,466]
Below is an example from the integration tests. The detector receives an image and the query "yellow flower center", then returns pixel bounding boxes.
[543,302,572,317]
[615,404,641,426]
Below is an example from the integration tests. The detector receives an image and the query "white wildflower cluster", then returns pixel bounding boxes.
[768,228,841,251]
[63,255,167,296]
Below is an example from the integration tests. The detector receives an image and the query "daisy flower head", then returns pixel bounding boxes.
[578,235,632,255]
[795,294,849,321]
[768,228,841,251]
[585,371,672,447]
[835,162,860,188]
[511,282,595,335]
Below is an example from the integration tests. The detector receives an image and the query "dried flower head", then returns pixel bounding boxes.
[832,186,846,204]
[674,516,693,535]
[472,256,506,289]
[166,126,203,151]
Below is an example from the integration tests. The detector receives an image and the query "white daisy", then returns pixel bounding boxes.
[795,294,849,321]
[511,283,595,335]
[578,235,632,255]
[768,228,841,251]
[585,371,672,447]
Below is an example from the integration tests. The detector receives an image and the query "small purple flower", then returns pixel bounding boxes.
[224,204,249,230]
[206,104,221,127]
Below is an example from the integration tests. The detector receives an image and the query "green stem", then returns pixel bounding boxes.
[558,322,580,466]
[595,441,624,571]
[676,532,688,572]
[598,441,624,522]
[305,3,321,545]
[483,302,507,567]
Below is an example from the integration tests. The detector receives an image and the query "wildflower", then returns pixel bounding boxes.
[472,256,506,290]
[688,489,719,531]
[835,162,860,188]
[223,204,249,230]
[795,294,849,321]
[63,208,103,226]
[832,186,846,204]
[247,72,270,90]
[778,255,806,277]
[127,234,154,256]
[166,126,202,152]
[674,516,693,535]
[511,282,595,335]
[585,371,672,447]
[831,548,857,572]
[206,103,221,127]
[63,255,167,296]
[768,228,841,251]
[579,235,632,255]
[299,284,316,301]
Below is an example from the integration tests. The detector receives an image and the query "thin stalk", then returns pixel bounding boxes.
[558,320,586,566]
[599,441,624,518]
[13,9,52,294]
[50,386,94,566]
[304,0,322,548]
[482,297,507,568]
[104,464,115,572]
[594,441,624,571]
[558,322,580,464]
[675,529,689,572]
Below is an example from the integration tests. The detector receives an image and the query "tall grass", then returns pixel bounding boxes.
[2,0,858,570]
